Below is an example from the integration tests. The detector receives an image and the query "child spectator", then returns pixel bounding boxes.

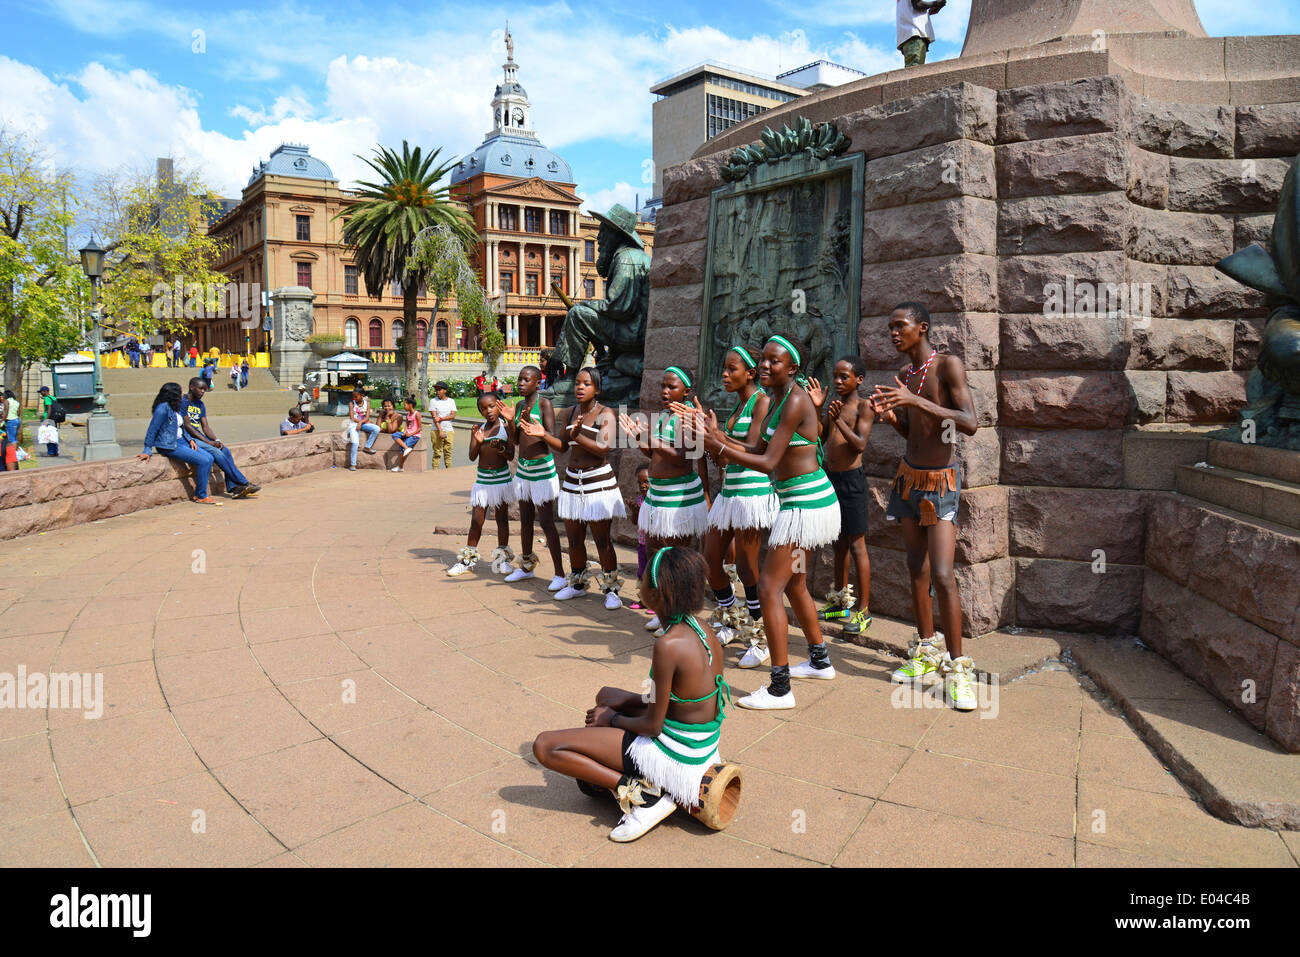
[378,397,402,434]
[240,358,250,388]
[230,362,241,391]
[390,395,422,472]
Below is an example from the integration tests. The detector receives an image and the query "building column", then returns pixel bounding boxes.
[488,240,498,295]
[538,314,547,348]
[542,244,551,296]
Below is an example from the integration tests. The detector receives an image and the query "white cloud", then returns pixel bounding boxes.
[577,181,639,215]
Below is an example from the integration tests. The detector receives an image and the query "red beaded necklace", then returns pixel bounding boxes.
[905,351,937,394]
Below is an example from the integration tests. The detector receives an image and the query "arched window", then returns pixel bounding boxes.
[435,320,449,349]
[344,318,359,348]
[392,318,405,345]
[368,318,383,347]
[416,319,428,348]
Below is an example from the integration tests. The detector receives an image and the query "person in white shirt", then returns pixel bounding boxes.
[343,388,380,470]
[898,0,945,67]
[429,381,457,469]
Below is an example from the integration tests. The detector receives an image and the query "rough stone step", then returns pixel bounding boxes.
[1208,439,1300,485]
[1069,637,1300,830]
[1176,462,1300,531]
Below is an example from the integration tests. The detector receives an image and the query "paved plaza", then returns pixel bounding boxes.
[1,466,1296,868]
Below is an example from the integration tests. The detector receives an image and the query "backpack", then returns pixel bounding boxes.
[48,400,66,424]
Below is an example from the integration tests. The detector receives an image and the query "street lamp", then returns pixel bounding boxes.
[79,234,122,460]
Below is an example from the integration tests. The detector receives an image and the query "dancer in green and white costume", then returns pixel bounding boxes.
[500,366,567,591]
[620,367,710,634]
[695,345,778,668]
[532,546,727,843]
[448,394,518,578]
[691,334,839,710]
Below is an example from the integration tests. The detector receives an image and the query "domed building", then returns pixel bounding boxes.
[448,29,653,355]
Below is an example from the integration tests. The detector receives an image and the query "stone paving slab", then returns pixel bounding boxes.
[0,465,1296,867]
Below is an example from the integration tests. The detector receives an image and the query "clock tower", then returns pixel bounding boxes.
[490,28,533,137]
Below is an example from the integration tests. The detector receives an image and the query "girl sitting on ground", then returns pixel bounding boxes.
[533,546,728,843]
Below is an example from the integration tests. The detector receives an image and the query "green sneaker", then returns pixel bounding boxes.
[943,654,978,711]
[842,609,872,635]
[889,632,944,683]
[817,601,849,621]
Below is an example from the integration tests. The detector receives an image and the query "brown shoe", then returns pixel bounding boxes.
[192,496,224,506]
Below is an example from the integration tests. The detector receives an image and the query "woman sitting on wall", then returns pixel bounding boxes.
[137,382,221,505]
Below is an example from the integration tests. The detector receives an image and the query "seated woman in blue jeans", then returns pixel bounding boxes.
[136,382,221,505]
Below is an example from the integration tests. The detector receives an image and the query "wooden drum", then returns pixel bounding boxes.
[688,762,743,831]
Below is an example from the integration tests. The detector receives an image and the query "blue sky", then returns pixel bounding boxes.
[1,0,1297,215]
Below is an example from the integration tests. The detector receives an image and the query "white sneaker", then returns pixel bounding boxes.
[547,575,568,592]
[737,685,796,710]
[653,626,667,638]
[390,466,402,472]
[790,659,836,680]
[609,794,677,843]
[644,615,661,631]
[604,591,623,610]
[504,567,534,582]
[446,561,475,577]
[554,584,586,601]
[738,643,770,669]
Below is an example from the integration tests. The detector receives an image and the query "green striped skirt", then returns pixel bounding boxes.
[513,454,559,505]
[471,465,517,509]
[639,471,710,539]
[625,712,723,809]
[708,464,778,531]
[768,469,841,548]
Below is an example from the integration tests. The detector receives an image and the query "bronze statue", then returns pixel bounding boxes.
[1215,154,1300,450]
[547,204,650,407]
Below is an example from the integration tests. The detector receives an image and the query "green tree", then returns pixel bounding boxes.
[0,127,85,399]
[338,140,478,400]
[87,160,228,341]
[407,222,499,400]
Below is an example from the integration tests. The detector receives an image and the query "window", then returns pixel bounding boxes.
[706,93,769,139]
[584,279,595,298]
[368,318,383,347]
[498,206,518,230]
[525,274,539,296]
[296,215,310,241]
[584,240,595,262]
[344,318,359,348]
[436,320,449,349]
[344,265,358,295]
[416,319,428,347]
[393,319,405,344]
[524,207,543,233]
[500,272,514,293]
[297,262,312,288]
[549,211,568,235]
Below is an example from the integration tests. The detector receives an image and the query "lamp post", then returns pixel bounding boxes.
[80,235,122,460]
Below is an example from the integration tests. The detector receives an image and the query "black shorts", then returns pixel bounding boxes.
[621,728,639,776]
[827,465,868,539]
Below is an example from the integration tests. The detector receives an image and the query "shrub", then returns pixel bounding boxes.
[305,332,344,344]
[367,376,403,402]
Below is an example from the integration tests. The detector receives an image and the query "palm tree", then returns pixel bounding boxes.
[339,140,477,399]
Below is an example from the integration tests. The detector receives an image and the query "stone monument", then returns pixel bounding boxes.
[269,285,314,387]
[644,0,1300,750]
[547,204,650,407]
